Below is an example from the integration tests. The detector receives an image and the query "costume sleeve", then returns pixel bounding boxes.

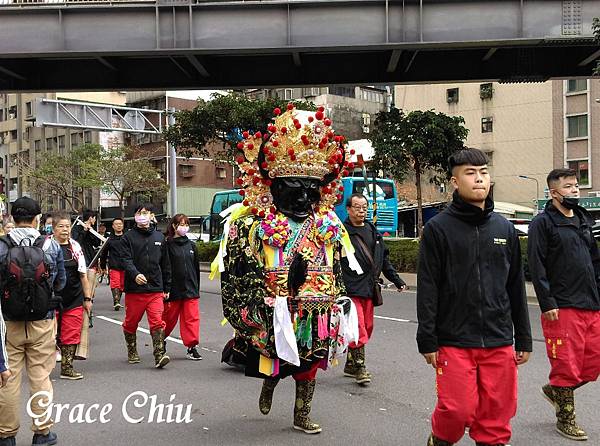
[221,219,274,357]
[0,307,8,373]
[71,240,87,273]
[416,222,442,354]
[527,218,556,312]
[380,238,406,288]
[507,227,532,352]
[333,244,346,297]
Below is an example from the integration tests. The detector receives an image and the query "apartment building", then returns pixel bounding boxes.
[395,81,555,213]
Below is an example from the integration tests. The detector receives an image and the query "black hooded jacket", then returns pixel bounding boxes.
[341,219,406,298]
[99,233,127,271]
[527,201,600,313]
[417,191,532,354]
[121,226,171,294]
[165,236,200,301]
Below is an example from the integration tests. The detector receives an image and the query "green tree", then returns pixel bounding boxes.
[164,92,316,161]
[21,143,103,212]
[370,108,469,237]
[99,146,169,219]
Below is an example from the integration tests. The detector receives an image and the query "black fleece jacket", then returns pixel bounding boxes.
[417,191,532,354]
[121,226,171,294]
[165,236,200,301]
[341,219,406,298]
[528,201,600,313]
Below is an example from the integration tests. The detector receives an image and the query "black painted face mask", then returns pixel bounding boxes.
[557,192,579,210]
[270,177,321,222]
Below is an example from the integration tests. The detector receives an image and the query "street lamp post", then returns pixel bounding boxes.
[518,175,540,215]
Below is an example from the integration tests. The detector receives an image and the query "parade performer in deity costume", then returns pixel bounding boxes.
[211,104,362,434]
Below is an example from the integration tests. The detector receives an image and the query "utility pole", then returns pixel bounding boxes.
[167,108,177,217]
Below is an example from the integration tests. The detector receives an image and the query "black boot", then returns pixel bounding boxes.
[293,380,321,434]
[151,329,170,369]
[259,378,279,415]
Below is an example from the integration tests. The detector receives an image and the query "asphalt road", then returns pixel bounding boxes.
[9,274,599,446]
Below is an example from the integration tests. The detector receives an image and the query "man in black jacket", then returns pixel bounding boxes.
[71,209,101,267]
[341,193,406,386]
[121,204,171,369]
[528,168,600,442]
[99,218,127,311]
[417,149,532,446]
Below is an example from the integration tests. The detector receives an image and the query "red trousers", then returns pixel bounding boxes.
[432,346,517,445]
[57,306,84,345]
[122,292,166,334]
[542,308,600,387]
[293,361,319,382]
[109,269,125,291]
[349,296,374,349]
[163,298,200,348]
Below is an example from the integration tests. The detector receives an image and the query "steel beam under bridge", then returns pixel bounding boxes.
[0,0,599,91]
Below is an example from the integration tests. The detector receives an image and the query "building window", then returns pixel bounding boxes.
[328,86,355,98]
[46,137,54,150]
[26,101,33,117]
[34,140,41,151]
[8,106,17,120]
[567,115,588,138]
[10,130,17,141]
[480,83,493,99]
[567,79,587,93]
[216,167,227,179]
[484,151,494,166]
[58,135,65,154]
[180,164,195,178]
[84,131,92,143]
[481,117,493,133]
[568,160,589,186]
[446,88,459,104]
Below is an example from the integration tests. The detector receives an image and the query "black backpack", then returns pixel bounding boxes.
[0,235,53,320]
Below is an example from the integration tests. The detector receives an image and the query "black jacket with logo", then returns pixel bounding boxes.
[121,226,171,294]
[527,201,600,313]
[165,236,200,301]
[341,219,406,299]
[417,191,532,354]
[99,233,127,271]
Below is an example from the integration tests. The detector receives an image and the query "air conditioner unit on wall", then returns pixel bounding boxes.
[588,191,600,198]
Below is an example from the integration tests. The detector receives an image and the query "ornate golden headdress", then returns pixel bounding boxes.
[235,104,350,215]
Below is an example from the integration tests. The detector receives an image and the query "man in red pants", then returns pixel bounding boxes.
[121,204,171,369]
[417,148,532,446]
[341,193,406,385]
[528,168,600,441]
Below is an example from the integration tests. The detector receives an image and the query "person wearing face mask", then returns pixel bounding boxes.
[216,105,362,434]
[40,214,53,236]
[163,214,202,360]
[121,204,171,369]
[528,168,600,441]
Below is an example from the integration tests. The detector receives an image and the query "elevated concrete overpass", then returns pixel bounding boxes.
[0,0,599,91]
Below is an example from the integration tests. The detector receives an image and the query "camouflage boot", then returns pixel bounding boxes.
[293,380,321,434]
[353,346,371,385]
[123,331,141,364]
[151,329,170,369]
[112,288,123,311]
[547,385,588,441]
[427,433,454,446]
[343,349,357,377]
[60,345,83,380]
[427,434,454,446]
[259,378,279,415]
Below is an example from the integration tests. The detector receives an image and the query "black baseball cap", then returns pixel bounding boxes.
[11,197,42,218]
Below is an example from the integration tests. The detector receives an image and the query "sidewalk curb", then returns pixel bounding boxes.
[200,262,540,306]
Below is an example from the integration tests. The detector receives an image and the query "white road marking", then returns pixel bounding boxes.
[374,315,412,323]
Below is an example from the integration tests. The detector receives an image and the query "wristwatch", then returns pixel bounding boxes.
[84,297,93,302]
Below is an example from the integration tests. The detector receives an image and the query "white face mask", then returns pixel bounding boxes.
[135,214,150,226]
